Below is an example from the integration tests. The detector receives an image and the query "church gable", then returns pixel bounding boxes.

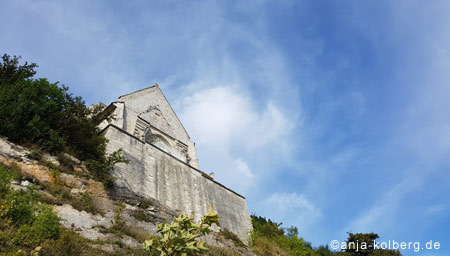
[139,106,175,137]
[119,85,190,144]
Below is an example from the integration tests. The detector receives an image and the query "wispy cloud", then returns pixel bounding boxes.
[177,84,293,193]
[261,192,322,230]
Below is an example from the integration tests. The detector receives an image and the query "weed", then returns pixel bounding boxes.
[139,198,152,209]
[206,247,242,256]
[131,209,151,222]
[220,229,245,248]
[26,149,42,161]
[103,176,116,189]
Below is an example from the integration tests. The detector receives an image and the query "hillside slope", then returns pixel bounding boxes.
[0,136,254,255]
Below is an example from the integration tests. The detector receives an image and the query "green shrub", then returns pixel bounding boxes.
[316,245,335,256]
[110,203,126,233]
[41,181,69,198]
[132,209,152,222]
[250,215,319,256]
[251,215,284,239]
[139,199,152,209]
[12,206,60,247]
[219,229,245,248]
[40,182,102,215]
[143,206,220,256]
[251,236,288,256]
[0,190,37,225]
[25,149,43,161]
[113,240,125,248]
[86,149,129,179]
[0,164,108,255]
[70,193,103,215]
[0,54,116,175]
[39,229,101,256]
[103,176,116,189]
[0,164,19,196]
[206,247,241,256]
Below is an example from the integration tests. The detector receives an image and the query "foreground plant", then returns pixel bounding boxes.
[143,206,220,256]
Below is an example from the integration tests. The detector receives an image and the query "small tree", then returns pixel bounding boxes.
[337,233,402,256]
[0,54,37,86]
[143,206,220,256]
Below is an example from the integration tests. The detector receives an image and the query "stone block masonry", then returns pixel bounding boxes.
[102,124,252,242]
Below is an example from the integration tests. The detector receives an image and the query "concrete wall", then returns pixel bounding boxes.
[102,125,253,242]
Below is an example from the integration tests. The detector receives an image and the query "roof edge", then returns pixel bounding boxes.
[154,86,191,140]
[118,84,158,99]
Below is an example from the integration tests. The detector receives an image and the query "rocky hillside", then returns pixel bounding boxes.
[0,136,255,255]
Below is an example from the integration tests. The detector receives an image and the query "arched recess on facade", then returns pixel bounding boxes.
[144,128,171,154]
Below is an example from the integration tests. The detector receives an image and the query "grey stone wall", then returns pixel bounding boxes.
[102,125,252,242]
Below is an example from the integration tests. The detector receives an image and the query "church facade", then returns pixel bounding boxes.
[99,84,252,241]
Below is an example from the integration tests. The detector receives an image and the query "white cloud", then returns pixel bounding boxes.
[180,85,292,150]
[179,85,255,149]
[177,84,293,193]
[262,192,322,229]
[233,158,255,180]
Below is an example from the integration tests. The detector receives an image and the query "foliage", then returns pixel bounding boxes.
[39,176,103,215]
[139,198,153,209]
[0,165,19,196]
[0,54,37,86]
[132,209,152,222]
[0,164,60,252]
[251,236,289,256]
[0,163,135,255]
[0,187,38,225]
[56,152,76,173]
[25,150,43,161]
[85,148,129,180]
[218,229,245,248]
[38,229,92,256]
[205,247,241,256]
[251,215,285,238]
[107,202,152,242]
[286,226,299,238]
[316,245,335,256]
[0,53,121,179]
[1,247,41,256]
[336,233,401,256]
[12,206,61,247]
[364,250,401,256]
[344,232,379,255]
[110,203,126,234]
[69,192,103,216]
[143,205,220,256]
[250,215,318,256]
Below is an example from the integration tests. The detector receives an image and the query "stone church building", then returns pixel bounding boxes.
[99,84,252,241]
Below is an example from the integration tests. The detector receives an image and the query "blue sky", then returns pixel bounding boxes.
[1,1,449,255]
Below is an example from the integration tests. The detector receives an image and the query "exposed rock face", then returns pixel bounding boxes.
[0,136,168,249]
[100,85,253,242]
[0,136,255,255]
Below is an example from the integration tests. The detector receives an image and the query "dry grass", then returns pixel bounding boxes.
[251,237,289,256]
